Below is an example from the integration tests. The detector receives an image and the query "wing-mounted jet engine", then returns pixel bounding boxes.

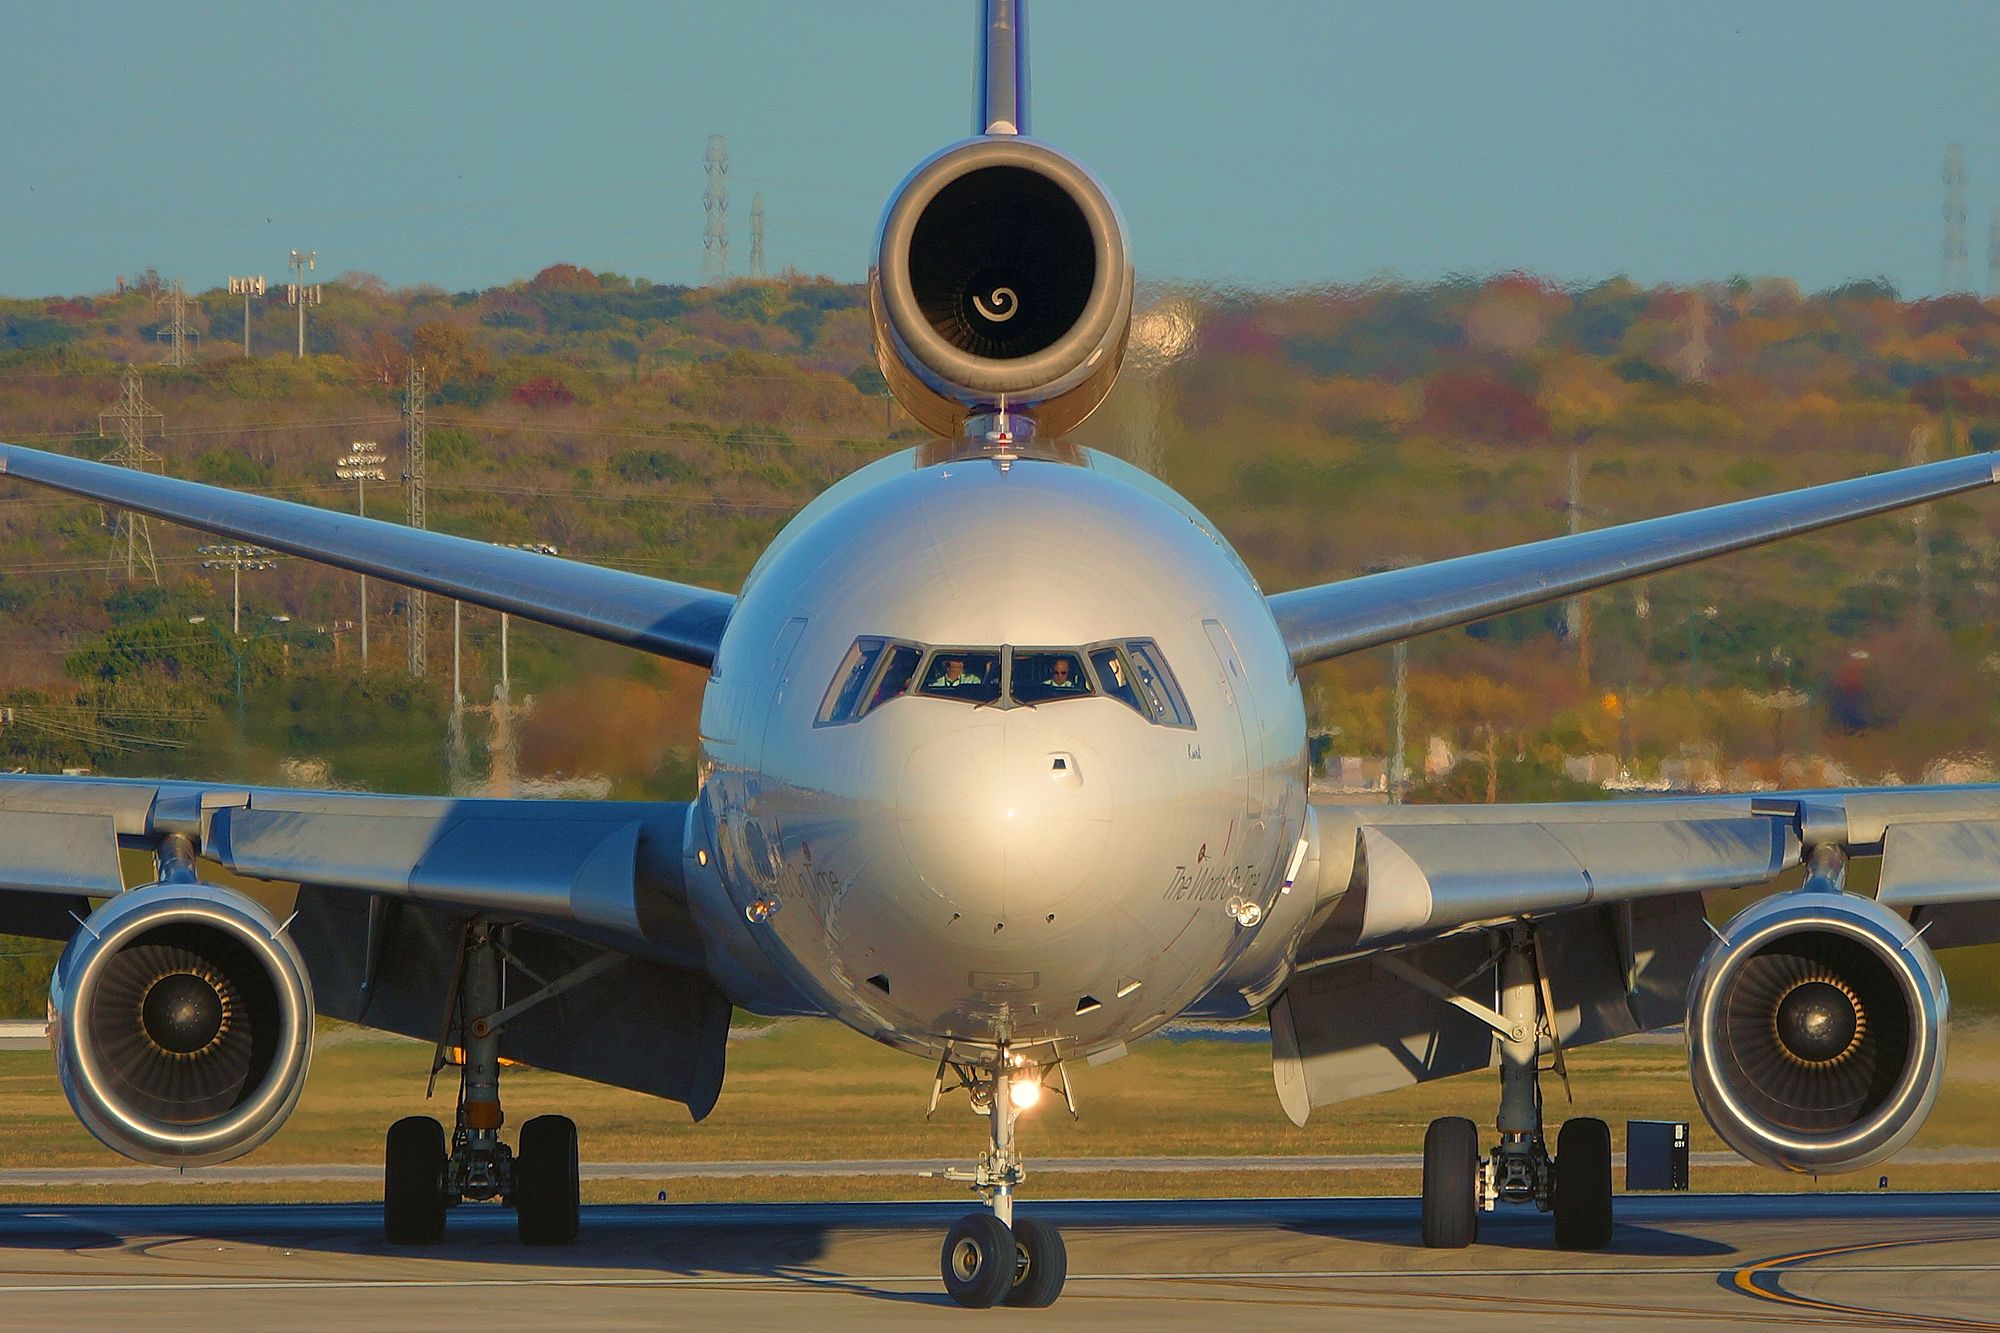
[1687,874,1947,1174]
[50,881,314,1166]
[869,136,1134,439]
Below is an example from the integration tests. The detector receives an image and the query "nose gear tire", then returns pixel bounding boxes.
[514,1114,581,1245]
[384,1116,447,1245]
[1003,1216,1068,1307]
[941,1212,1015,1308]
[1553,1116,1614,1250]
[1421,1116,1480,1249]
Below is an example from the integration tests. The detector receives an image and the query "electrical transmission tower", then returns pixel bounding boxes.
[702,134,730,283]
[97,368,165,583]
[163,281,193,367]
[1989,209,2000,298]
[404,362,428,678]
[749,192,766,279]
[1943,144,1969,294]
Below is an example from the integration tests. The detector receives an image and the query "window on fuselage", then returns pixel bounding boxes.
[918,649,1002,703]
[1011,649,1093,705]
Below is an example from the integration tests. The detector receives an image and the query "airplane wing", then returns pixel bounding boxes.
[0,772,751,1114]
[1266,452,1999,668]
[1269,785,2000,1122]
[0,442,735,668]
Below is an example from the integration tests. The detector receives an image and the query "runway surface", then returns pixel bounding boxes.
[4,1193,2000,1329]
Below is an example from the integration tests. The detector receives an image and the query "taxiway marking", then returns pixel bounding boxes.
[1729,1233,2000,1329]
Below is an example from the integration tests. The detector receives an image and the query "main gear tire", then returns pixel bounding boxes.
[1421,1115,1480,1249]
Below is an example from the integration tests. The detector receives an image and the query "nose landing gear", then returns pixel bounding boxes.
[1413,923,1615,1252]
[382,921,583,1246]
[927,1049,1071,1307]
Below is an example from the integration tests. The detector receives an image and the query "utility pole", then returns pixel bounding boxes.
[1910,426,1935,635]
[749,192,766,279]
[702,134,730,284]
[287,249,321,357]
[1943,145,1969,294]
[404,363,428,678]
[1389,640,1408,805]
[1564,449,1590,685]
[228,275,265,356]
[97,368,165,583]
[336,441,387,664]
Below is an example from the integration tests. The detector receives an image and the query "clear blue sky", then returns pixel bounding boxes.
[5,1,1998,298]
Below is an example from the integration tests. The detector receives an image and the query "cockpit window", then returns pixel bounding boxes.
[818,637,887,724]
[819,637,1188,725]
[818,638,921,725]
[1088,640,1194,728]
[870,644,922,711]
[1124,638,1194,727]
[919,649,1002,703]
[1012,650,1092,705]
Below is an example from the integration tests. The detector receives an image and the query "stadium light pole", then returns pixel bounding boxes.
[227,276,265,356]
[286,250,320,357]
[336,441,388,665]
[197,543,277,634]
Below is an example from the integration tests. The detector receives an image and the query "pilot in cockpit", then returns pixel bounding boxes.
[928,656,983,689]
[1041,657,1083,691]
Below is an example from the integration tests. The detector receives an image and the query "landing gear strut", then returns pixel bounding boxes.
[929,1049,1070,1308]
[1415,923,1613,1251]
[382,920,581,1246]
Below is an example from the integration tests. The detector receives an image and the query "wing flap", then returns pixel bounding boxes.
[0,809,124,898]
[292,888,730,1117]
[1274,894,1708,1121]
[0,774,700,966]
[1877,820,2000,909]
[1322,814,1796,948]
[209,806,651,936]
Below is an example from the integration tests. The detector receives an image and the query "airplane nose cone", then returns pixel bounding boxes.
[899,718,1110,923]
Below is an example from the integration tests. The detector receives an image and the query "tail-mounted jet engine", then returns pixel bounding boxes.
[50,883,314,1166]
[1686,886,1946,1174]
[870,135,1134,438]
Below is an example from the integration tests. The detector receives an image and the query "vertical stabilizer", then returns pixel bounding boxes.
[977,0,1028,136]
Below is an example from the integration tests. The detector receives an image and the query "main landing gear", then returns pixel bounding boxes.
[928,1049,1071,1308]
[383,921,582,1246]
[1413,923,1614,1252]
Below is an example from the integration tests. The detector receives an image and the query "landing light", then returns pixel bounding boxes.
[1009,1078,1042,1111]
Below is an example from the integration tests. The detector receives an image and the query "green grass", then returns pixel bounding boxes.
[5,1019,2000,1202]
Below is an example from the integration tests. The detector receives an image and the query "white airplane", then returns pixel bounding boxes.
[0,0,1996,1310]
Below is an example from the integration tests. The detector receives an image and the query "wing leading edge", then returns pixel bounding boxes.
[1269,451,2000,668]
[0,442,734,668]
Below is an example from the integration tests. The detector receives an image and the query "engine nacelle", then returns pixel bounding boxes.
[51,883,314,1166]
[870,135,1134,438]
[1687,886,1946,1174]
